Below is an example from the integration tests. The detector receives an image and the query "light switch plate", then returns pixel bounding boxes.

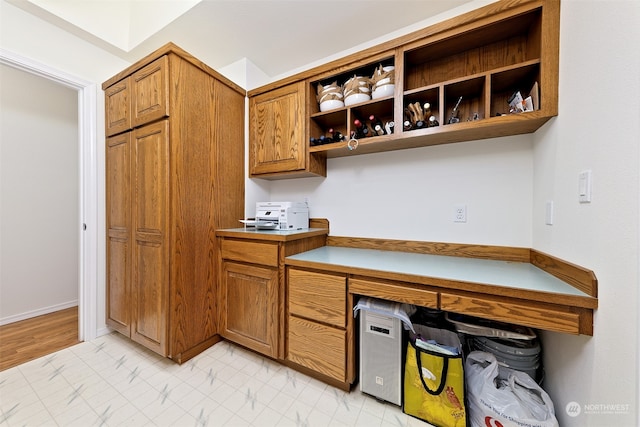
[579,170,592,203]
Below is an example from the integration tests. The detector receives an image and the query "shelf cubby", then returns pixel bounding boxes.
[248,0,559,174]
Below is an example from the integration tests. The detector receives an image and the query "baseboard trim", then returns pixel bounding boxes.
[0,301,78,326]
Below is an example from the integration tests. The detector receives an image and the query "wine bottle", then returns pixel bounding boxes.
[318,135,331,145]
[353,119,369,138]
[428,115,439,127]
[403,120,413,131]
[309,137,320,146]
[329,128,346,142]
[369,115,385,136]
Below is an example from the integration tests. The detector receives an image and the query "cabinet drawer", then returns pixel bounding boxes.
[440,293,582,335]
[349,277,438,308]
[221,239,278,267]
[288,269,346,327]
[288,316,346,383]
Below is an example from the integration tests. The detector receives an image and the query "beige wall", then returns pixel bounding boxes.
[0,64,79,322]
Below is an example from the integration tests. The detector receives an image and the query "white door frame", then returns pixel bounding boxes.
[0,48,99,341]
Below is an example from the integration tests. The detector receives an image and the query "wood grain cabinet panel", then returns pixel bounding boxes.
[221,240,279,267]
[348,277,438,308]
[288,269,346,327]
[103,43,245,363]
[106,133,131,335]
[220,262,279,358]
[131,120,169,355]
[132,56,169,128]
[286,267,353,388]
[105,77,131,136]
[288,316,346,383]
[440,293,582,335]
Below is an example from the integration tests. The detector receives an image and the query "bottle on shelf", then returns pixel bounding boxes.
[385,121,395,134]
[423,102,431,118]
[369,115,385,136]
[318,135,331,145]
[403,108,413,131]
[329,128,347,142]
[353,119,370,138]
[428,115,439,127]
[309,137,320,146]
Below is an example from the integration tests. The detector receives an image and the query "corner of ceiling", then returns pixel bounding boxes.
[24,0,201,52]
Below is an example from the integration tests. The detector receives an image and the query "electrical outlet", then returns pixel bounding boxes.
[454,205,467,223]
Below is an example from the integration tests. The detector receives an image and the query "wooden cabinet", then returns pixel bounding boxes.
[216,227,328,359]
[104,43,246,363]
[248,0,559,178]
[249,82,326,179]
[286,268,355,389]
[218,239,280,358]
[106,132,131,336]
[105,56,170,137]
[219,262,279,358]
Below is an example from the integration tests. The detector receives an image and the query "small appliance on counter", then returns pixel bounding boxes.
[240,201,309,230]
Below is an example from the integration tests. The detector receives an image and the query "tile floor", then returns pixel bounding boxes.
[0,332,429,426]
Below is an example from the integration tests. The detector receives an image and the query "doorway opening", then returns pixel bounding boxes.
[0,48,99,342]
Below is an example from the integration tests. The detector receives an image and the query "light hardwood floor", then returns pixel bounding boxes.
[0,306,80,371]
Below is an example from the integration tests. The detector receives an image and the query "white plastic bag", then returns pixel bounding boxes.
[465,351,559,427]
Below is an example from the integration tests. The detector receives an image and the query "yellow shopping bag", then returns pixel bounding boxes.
[403,330,466,427]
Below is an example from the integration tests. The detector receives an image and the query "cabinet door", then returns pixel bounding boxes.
[131,120,170,355]
[132,56,169,128]
[106,132,131,336]
[105,77,131,136]
[249,82,306,175]
[220,261,279,358]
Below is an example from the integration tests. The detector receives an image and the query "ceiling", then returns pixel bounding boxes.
[11,0,476,79]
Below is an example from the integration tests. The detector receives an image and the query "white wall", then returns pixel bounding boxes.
[532,2,640,426]
[0,64,79,322]
[270,136,533,245]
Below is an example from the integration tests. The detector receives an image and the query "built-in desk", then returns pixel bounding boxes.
[284,238,597,390]
[285,240,597,336]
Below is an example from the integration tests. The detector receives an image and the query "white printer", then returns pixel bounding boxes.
[254,201,309,230]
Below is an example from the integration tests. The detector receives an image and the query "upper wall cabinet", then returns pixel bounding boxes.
[249,82,326,179]
[247,0,559,179]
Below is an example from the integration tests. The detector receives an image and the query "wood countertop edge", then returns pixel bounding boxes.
[284,257,597,310]
[215,228,329,242]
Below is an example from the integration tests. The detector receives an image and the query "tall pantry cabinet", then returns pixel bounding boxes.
[103,43,245,363]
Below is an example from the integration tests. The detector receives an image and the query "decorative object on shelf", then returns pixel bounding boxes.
[371,65,395,99]
[317,81,344,112]
[385,121,396,134]
[406,102,428,129]
[448,96,463,124]
[508,90,534,114]
[343,75,371,106]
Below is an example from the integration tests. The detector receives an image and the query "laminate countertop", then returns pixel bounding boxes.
[286,246,595,306]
